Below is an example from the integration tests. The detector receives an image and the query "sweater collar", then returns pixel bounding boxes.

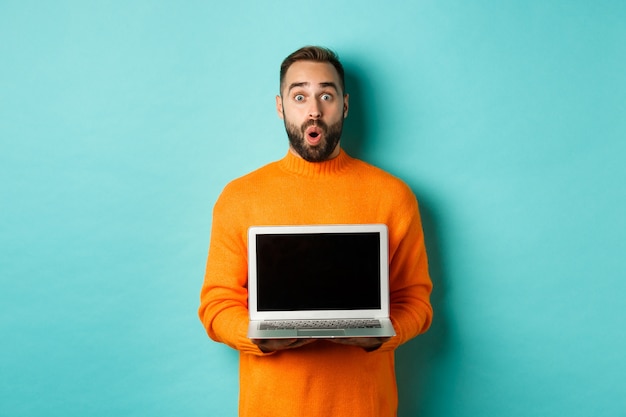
[279,148,352,177]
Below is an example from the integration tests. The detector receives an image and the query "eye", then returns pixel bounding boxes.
[294,94,305,102]
[321,93,333,101]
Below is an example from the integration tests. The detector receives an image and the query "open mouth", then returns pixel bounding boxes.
[305,125,323,145]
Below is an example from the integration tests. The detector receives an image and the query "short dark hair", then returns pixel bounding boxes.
[279,46,345,95]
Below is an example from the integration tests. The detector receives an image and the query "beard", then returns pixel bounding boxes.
[284,118,343,162]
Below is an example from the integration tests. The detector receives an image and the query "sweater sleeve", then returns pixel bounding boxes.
[198,186,267,356]
[378,189,433,352]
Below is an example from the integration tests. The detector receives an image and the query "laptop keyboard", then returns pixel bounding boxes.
[259,319,382,330]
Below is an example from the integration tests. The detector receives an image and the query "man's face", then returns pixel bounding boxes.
[276,61,349,162]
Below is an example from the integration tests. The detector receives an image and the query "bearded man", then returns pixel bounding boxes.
[199,45,433,417]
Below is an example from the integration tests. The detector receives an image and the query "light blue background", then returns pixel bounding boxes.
[1,1,625,416]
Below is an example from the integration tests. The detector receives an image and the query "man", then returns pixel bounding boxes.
[198,46,433,417]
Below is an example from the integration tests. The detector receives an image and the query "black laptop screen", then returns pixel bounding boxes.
[255,232,382,311]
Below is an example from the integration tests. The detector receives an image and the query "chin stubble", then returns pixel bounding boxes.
[284,118,343,162]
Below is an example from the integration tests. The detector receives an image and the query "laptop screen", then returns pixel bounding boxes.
[255,232,382,311]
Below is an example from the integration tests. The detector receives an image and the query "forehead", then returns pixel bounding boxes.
[282,61,341,93]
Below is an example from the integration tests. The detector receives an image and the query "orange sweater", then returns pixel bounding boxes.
[199,149,433,417]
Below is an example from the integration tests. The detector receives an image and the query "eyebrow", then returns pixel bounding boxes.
[287,81,340,94]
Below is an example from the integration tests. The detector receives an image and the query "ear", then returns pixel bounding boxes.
[276,95,284,120]
[343,93,350,119]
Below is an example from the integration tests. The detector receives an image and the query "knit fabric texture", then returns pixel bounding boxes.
[199,149,433,417]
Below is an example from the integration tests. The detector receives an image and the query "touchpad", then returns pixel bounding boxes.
[297,329,346,337]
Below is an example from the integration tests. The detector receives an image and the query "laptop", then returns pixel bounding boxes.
[247,224,396,339]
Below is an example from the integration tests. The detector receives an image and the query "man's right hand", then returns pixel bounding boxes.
[252,338,316,353]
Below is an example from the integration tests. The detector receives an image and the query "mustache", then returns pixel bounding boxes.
[302,119,328,130]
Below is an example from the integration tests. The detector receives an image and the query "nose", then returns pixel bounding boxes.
[308,100,322,119]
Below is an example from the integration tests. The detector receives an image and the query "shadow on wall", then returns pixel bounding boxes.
[342,67,372,157]
[396,195,450,417]
[343,64,450,417]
